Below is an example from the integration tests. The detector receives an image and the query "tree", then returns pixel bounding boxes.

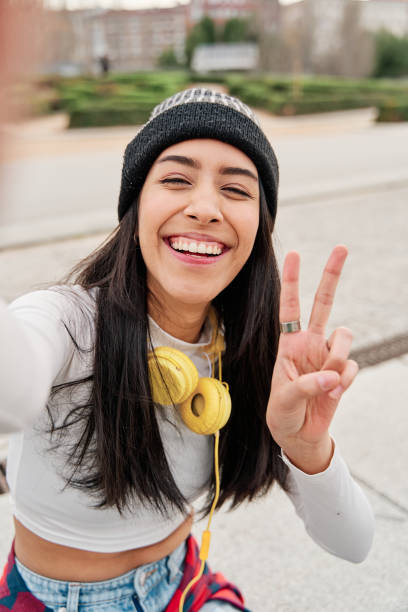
[185,16,217,67]
[372,30,408,78]
[157,47,180,70]
[222,18,257,43]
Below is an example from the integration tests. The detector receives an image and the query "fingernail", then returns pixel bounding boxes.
[318,373,338,391]
[329,385,344,399]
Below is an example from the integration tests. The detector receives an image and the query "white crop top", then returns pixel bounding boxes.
[0,287,374,561]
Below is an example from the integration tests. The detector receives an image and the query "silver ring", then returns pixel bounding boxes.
[280,320,301,334]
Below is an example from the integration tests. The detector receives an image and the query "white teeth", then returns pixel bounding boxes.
[169,238,224,256]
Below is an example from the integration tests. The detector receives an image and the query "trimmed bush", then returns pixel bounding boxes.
[377,98,408,121]
[226,74,408,117]
[32,71,408,125]
[188,72,229,84]
[54,72,189,128]
[69,104,153,128]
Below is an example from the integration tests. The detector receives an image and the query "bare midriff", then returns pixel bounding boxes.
[13,513,193,582]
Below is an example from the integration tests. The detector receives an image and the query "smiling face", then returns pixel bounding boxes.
[137,138,260,317]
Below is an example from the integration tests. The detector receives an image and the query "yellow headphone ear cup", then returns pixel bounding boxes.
[179,377,231,435]
[148,347,199,405]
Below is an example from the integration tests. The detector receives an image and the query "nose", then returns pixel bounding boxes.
[183,187,223,224]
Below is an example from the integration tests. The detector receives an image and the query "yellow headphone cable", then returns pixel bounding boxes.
[178,347,225,611]
[178,427,221,612]
[147,316,229,612]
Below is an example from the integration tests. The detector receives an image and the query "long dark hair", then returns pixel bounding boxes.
[48,181,288,516]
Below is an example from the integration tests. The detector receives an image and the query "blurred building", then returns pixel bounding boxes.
[42,5,188,74]
[359,0,408,36]
[188,0,280,34]
[280,0,345,60]
[38,0,408,77]
[280,0,408,40]
[41,0,281,75]
[97,6,188,71]
[278,0,382,76]
[190,0,259,24]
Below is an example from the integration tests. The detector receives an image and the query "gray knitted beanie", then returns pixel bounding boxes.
[118,88,279,221]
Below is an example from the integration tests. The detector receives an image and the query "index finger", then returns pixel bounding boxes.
[279,251,301,324]
[308,245,348,335]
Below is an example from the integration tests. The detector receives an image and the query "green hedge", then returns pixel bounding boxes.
[265,95,378,115]
[376,98,408,121]
[226,74,408,117]
[188,72,230,84]
[54,72,189,127]
[33,71,408,125]
[227,74,407,97]
[69,104,153,128]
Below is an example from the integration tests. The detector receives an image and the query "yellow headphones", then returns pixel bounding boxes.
[147,309,231,611]
[147,308,231,435]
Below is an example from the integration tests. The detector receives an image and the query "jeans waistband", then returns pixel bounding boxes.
[15,539,186,608]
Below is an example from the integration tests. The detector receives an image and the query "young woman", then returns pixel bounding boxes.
[0,88,374,612]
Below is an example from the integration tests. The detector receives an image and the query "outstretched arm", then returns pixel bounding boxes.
[0,290,76,433]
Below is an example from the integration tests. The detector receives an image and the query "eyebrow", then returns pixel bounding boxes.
[221,166,258,182]
[157,155,199,169]
[156,155,258,182]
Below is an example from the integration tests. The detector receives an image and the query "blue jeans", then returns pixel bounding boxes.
[14,542,237,611]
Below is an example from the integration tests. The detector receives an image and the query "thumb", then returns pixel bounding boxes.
[290,371,341,403]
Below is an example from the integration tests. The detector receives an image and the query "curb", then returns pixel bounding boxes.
[350,333,408,370]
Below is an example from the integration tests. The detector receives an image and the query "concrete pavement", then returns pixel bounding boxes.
[0,107,407,610]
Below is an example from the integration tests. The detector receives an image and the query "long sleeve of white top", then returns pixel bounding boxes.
[0,292,74,432]
[282,446,375,563]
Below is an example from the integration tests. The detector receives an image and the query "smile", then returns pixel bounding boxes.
[168,236,225,257]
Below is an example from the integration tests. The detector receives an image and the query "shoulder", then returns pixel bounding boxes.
[8,284,97,319]
[8,285,98,345]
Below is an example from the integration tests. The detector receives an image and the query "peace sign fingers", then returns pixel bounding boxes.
[270,245,353,471]
[308,245,348,335]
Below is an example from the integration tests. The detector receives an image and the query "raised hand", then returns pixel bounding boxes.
[266,246,359,474]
